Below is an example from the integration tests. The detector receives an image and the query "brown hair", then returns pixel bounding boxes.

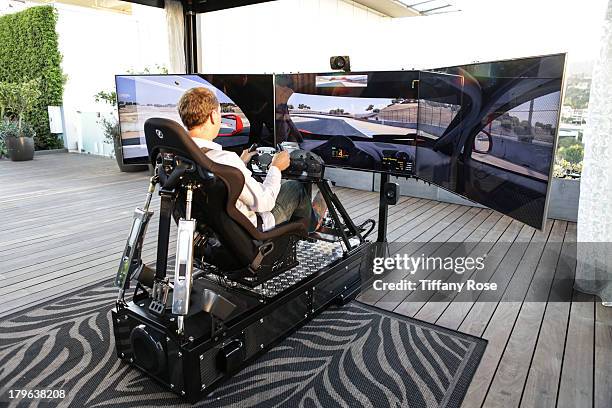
[177,87,219,130]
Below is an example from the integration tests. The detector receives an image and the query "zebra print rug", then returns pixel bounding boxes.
[0,281,486,407]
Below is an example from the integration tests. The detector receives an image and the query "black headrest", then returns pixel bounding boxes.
[144,118,212,170]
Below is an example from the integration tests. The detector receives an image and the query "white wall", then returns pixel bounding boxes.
[380,0,607,70]
[198,0,390,73]
[198,0,607,73]
[54,3,170,154]
[0,0,27,14]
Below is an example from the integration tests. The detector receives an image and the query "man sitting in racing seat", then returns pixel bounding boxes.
[177,87,327,232]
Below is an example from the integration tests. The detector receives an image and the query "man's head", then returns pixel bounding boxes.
[178,87,221,140]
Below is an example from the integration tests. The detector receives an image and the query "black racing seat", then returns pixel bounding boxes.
[143,118,309,285]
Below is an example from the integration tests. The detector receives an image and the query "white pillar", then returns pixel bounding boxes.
[165,0,186,73]
[575,0,612,304]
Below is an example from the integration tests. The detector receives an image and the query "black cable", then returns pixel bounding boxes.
[359,219,376,239]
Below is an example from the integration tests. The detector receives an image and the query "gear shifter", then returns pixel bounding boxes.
[246,143,259,172]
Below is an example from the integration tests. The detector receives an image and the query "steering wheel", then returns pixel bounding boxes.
[246,145,276,173]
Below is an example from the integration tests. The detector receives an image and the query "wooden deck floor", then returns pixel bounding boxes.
[1,153,610,408]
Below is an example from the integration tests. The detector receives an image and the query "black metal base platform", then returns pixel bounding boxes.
[112,241,373,403]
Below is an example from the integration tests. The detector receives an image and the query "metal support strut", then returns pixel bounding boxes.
[377,173,390,243]
[316,180,363,251]
[115,175,157,306]
[173,185,196,336]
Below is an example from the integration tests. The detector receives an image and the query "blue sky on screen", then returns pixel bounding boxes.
[116,75,234,106]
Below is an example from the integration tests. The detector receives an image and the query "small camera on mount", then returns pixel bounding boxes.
[383,182,399,205]
[330,56,351,72]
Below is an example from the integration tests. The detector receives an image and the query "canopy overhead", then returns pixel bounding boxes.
[122,0,456,16]
[123,0,275,13]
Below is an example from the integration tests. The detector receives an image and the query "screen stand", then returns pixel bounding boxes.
[377,173,390,243]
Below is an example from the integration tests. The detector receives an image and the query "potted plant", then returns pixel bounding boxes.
[0,80,40,161]
[94,90,147,172]
[0,119,36,160]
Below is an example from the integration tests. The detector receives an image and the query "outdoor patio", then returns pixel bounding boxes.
[0,152,610,407]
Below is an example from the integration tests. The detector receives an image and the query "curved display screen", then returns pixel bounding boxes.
[275,71,421,176]
[115,54,565,230]
[116,74,274,164]
[275,54,565,229]
[417,54,566,229]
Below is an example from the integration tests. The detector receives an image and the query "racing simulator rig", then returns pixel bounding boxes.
[112,118,376,403]
[111,53,566,402]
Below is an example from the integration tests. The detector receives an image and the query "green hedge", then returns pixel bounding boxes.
[0,5,64,149]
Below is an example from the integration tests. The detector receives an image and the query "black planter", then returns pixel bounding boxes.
[6,136,35,161]
[113,142,148,173]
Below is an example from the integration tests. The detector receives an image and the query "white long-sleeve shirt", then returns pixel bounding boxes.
[192,137,280,231]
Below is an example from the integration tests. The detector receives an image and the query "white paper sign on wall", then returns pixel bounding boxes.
[48,106,64,134]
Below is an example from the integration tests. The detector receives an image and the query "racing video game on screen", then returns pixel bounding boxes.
[275,71,420,176]
[116,74,274,164]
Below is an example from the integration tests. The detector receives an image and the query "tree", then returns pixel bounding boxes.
[1,79,42,137]
[220,102,236,113]
[366,104,374,111]
[15,80,41,136]
[559,144,584,164]
[126,64,169,75]
[94,90,117,107]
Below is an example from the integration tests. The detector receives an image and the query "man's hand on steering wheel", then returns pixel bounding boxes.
[240,149,258,164]
[271,151,290,171]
